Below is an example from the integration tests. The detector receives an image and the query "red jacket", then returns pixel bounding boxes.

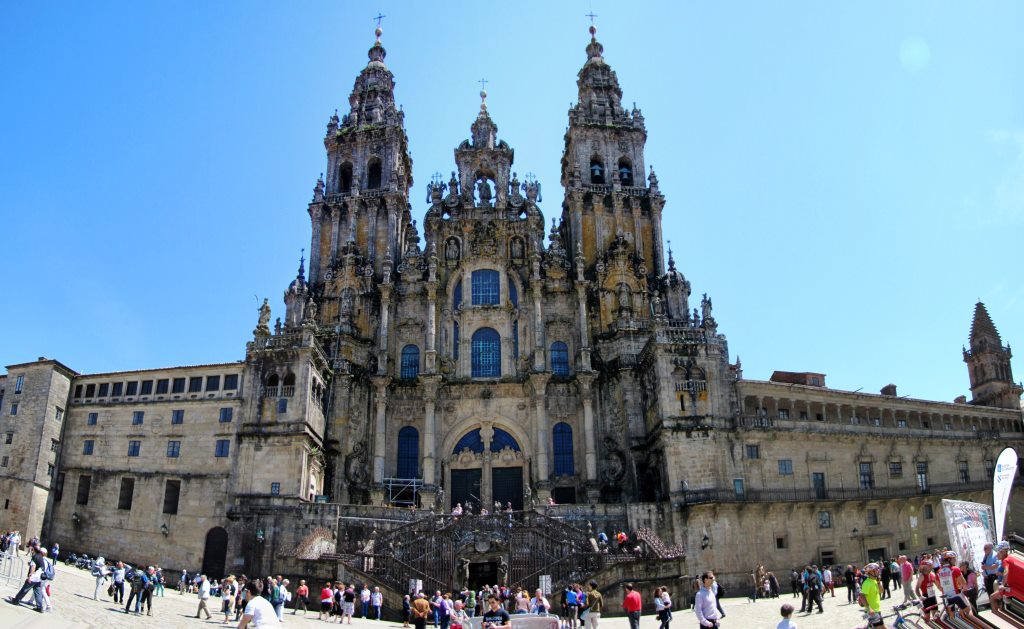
[623,591,642,613]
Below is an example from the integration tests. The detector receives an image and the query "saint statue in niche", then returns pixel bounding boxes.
[445,238,460,262]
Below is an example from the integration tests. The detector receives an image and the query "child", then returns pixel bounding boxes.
[777,603,797,629]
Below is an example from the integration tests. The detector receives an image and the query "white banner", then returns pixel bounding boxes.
[994,447,1019,541]
[942,499,996,573]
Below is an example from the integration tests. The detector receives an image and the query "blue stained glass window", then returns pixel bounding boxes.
[489,428,520,452]
[453,281,463,309]
[396,426,419,478]
[552,422,574,476]
[453,322,460,359]
[453,428,521,455]
[471,270,500,306]
[509,281,518,308]
[471,328,501,378]
[551,342,570,376]
[400,345,420,379]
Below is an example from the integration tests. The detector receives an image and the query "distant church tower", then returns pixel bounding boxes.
[964,301,1022,409]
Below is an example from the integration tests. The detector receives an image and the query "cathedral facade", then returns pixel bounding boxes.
[2,26,1022,592]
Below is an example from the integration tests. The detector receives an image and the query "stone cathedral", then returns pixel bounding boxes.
[2,25,1022,595]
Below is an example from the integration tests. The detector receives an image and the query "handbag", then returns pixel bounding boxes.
[108,584,115,597]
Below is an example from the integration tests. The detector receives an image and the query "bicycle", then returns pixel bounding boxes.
[855,601,927,629]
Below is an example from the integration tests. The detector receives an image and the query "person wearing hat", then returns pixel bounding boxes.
[857,563,884,627]
[412,592,432,629]
[989,541,1014,613]
[935,550,972,620]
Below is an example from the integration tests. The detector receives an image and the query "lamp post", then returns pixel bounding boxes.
[160,523,170,537]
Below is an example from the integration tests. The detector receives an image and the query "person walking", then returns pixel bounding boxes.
[294,579,309,615]
[372,586,383,619]
[622,582,642,629]
[897,556,917,605]
[91,556,108,600]
[124,567,144,614]
[154,566,165,596]
[195,574,213,619]
[880,561,892,600]
[112,561,126,603]
[583,582,603,629]
[140,566,156,616]
[844,565,856,604]
[361,583,372,618]
[238,579,282,628]
[222,575,237,622]
[343,583,356,623]
[694,573,721,629]
[804,565,823,614]
[822,567,833,597]
[5,545,46,612]
[270,575,286,620]
[653,587,672,629]
[402,594,412,628]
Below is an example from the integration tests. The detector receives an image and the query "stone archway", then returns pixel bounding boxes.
[201,526,228,579]
[445,422,528,512]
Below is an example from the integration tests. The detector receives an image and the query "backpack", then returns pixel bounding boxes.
[132,572,144,592]
[806,573,820,590]
[42,558,55,581]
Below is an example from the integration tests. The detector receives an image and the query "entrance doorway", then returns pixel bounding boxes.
[201,527,228,579]
[492,467,523,510]
[468,561,497,590]
[451,469,482,511]
[867,547,888,563]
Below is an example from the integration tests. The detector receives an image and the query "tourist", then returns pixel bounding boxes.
[936,550,973,620]
[294,579,309,615]
[318,581,333,620]
[439,592,454,629]
[989,541,1013,613]
[196,574,213,619]
[530,588,550,615]
[880,561,891,599]
[465,586,476,617]
[91,555,108,600]
[622,582,642,629]
[222,575,237,623]
[180,569,188,594]
[897,555,916,605]
[371,585,383,619]
[821,567,832,598]
[239,579,281,628]
[856,563,883,627]
[583,582,603,629]
[124,566,145,614]
[776,603,797,629]
[889,558,901,594]
[915,560,940,622]
[482,596,511,629]
[402,594,412,627]
[693,573,721,629]
[10,530,21,556]
[270,575,286,620]
[790,569,800,598]
[452,503,463,517]
[343,582,356,623]
[412,593,432,629]
[110,561,125,603]
[236,577,248,622]
[333,582,345,621]
[566,584,579,627]
[5,544,46,612]
[453,600,471,629]
[50,542,59,563]
[843,565,855,603]
[140,566,156,615]
[653,586,671,629]
[431,590,443,627]
[361,583,372,618]
[982,542,1000,599]
[959,560,978,613]
[154,565,165,596]
[37,547,54,612]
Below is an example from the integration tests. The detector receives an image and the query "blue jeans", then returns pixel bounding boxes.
[362,601,370,617]
[12,580,45,610]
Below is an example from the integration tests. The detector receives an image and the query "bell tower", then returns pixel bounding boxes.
[964,302,1022,409]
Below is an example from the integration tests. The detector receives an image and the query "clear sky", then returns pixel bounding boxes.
[1,1,1021,403]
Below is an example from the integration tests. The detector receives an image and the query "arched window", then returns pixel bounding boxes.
[339,162,353,193]
[396,426,419,478]
[509,280,518,308]
[453,280,462,309]
[512,321,519,360]
[471,270,500,305]
[590,158,605,184]
[453,322,460,359]
[283,372,296,386]
[266,374,279,387]
[471,327,501,378]
[553,422,574,476]
[400,345,420,379]
[550,342,570,376]
[367,158,382,190]
[618,158,633,186]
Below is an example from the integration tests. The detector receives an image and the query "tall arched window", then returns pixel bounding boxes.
[339,162,353,193]
[550,342,569,376]
[367,158,382,189]
[266,374,279,388]
[283,372,296,386]
[509,280,518,308]
[396,426,419,478]
[471,327,501,378]
[590,158,605,184]
[512,321,519,360]
[471,270,500,305]
[553,422,574,476]
[400,345,420,379]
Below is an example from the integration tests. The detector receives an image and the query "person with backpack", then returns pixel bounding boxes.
[37,547,55,612]
[91,556,108,600]
[124,567,145,614]
[803,565,823,614]
[270,575,285,620]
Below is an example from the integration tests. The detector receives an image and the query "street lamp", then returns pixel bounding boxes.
[160,523,170,537]
[256,528,265,544]
[701,534,711,550]
[850,528,866,562]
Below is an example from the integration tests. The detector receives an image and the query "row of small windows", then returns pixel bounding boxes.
[756,452,991,485]
[85,407,233,426]
[61,474,182,515]
[589,157,634,186]
[337,159,382,193]
[81,438,231,459]
[399,337,571,380]
[74,374,239,399]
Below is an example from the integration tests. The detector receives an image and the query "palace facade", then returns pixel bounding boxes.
[1,25,1022,593]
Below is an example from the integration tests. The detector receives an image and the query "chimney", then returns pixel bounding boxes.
[880,384,897,396]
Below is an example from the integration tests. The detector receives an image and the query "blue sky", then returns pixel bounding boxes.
[1,1,1022,403]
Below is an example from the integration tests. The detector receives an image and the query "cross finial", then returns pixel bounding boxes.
[478,78,488,91]
[586,11,598,25]
[373,13,386,28]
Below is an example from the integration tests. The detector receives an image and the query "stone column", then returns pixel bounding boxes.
[578,374,599,499]
[575,283,591,371]
[529,374,551,501]
[532,285,545,371]
[378,284,392,375]
[330,208,341,262]
[425,285,438,373]
[309,205,323,283]
[370,377,390,502]
[422,377,440,487]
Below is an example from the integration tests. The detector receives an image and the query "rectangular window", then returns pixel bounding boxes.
[87,412,98,425]
[215,439,230,457]
[85,383,96,397]
[206,375,220,391]
[944,422,952,431]
[224,374,239,390]
[778,459,793,475]
[924,503,934,519]
[916,462,929,491]
[50,439,59,452]
[83,440,94,455]
[118,477,135,510]
[0,456,7,467]
[162,480,181,515]
[897,419,908,428]
[958,461,970,483]
[867,508,879,526]
[985,459,995,479]
[745,444,760,460]
[171,378,186,394]
[47,464,54,478]
[10,403,18,416]
[171,409,184,424]
[270,482,281,496]
[166,440,181,458]
[219,408,233,423]
[799,411,808,420]
[14,375,24,393]
[778,409,789,419]
[818,510,832,529]
[926,536,935,546]
[188,377,203,393]
[54,407,63,423]
[776,536,787,550]
[76,475,92,505]
[97,383,109,397]
[4,433,12,444]
[74,385,83,398]
[111,382,123,397]
[277,398,287,414]
[889,461,903,478]
[125,381,138,396]
[127,440,141,457]
[54,472,65,501]
[155,379,168,394]
[132,410,144,425]
[859,462,874,489]
[140,380,153,395]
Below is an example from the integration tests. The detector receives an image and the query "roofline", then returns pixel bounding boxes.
[6,359,79,378]
[72,361,244,380]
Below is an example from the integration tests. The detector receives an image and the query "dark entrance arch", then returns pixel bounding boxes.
[201,527,228,579]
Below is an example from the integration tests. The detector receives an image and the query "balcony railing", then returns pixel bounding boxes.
[679,479,1005,506]
[734,415,1019,438]
[262,385,295,398]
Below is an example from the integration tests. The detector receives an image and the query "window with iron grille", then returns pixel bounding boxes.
[396,426,419,479]
[745,444,760,460]
[916,462,929,490]
[87,412,98,425]
[551,342,570,376]
[400,345,420,379]
[889,461,903,478]
[471,328,501,378]
[958,461,970,483]
[471,270,500,305]
[270,482,281,495]
[553,422,575,476]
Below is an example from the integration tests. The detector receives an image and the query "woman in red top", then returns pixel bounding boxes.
[320,582,335,620]
[293,580,309,615]
[915,562,940,622]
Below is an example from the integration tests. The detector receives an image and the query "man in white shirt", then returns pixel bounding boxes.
[694,572,721,628]
[822,567,833,597]
[195,574,212,619]
[239,580,282,628]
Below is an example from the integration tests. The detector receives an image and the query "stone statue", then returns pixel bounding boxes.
[446,238,460,262]
[701,293,713,321]
[510,237,524,260]
[509,172,520,197]
[497,556,509,585]
[306,298,318,322]
[274,317,282,335]
[448,171,460,197]
[457,558,470,587]
[617,283,632,312]
[256,298,271,333]
[340,288,354,320]
[651,291,665,317]
[693,307,700,325]
[477,178,493,205]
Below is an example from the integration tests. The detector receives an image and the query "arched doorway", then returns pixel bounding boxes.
[201,527,228,579]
